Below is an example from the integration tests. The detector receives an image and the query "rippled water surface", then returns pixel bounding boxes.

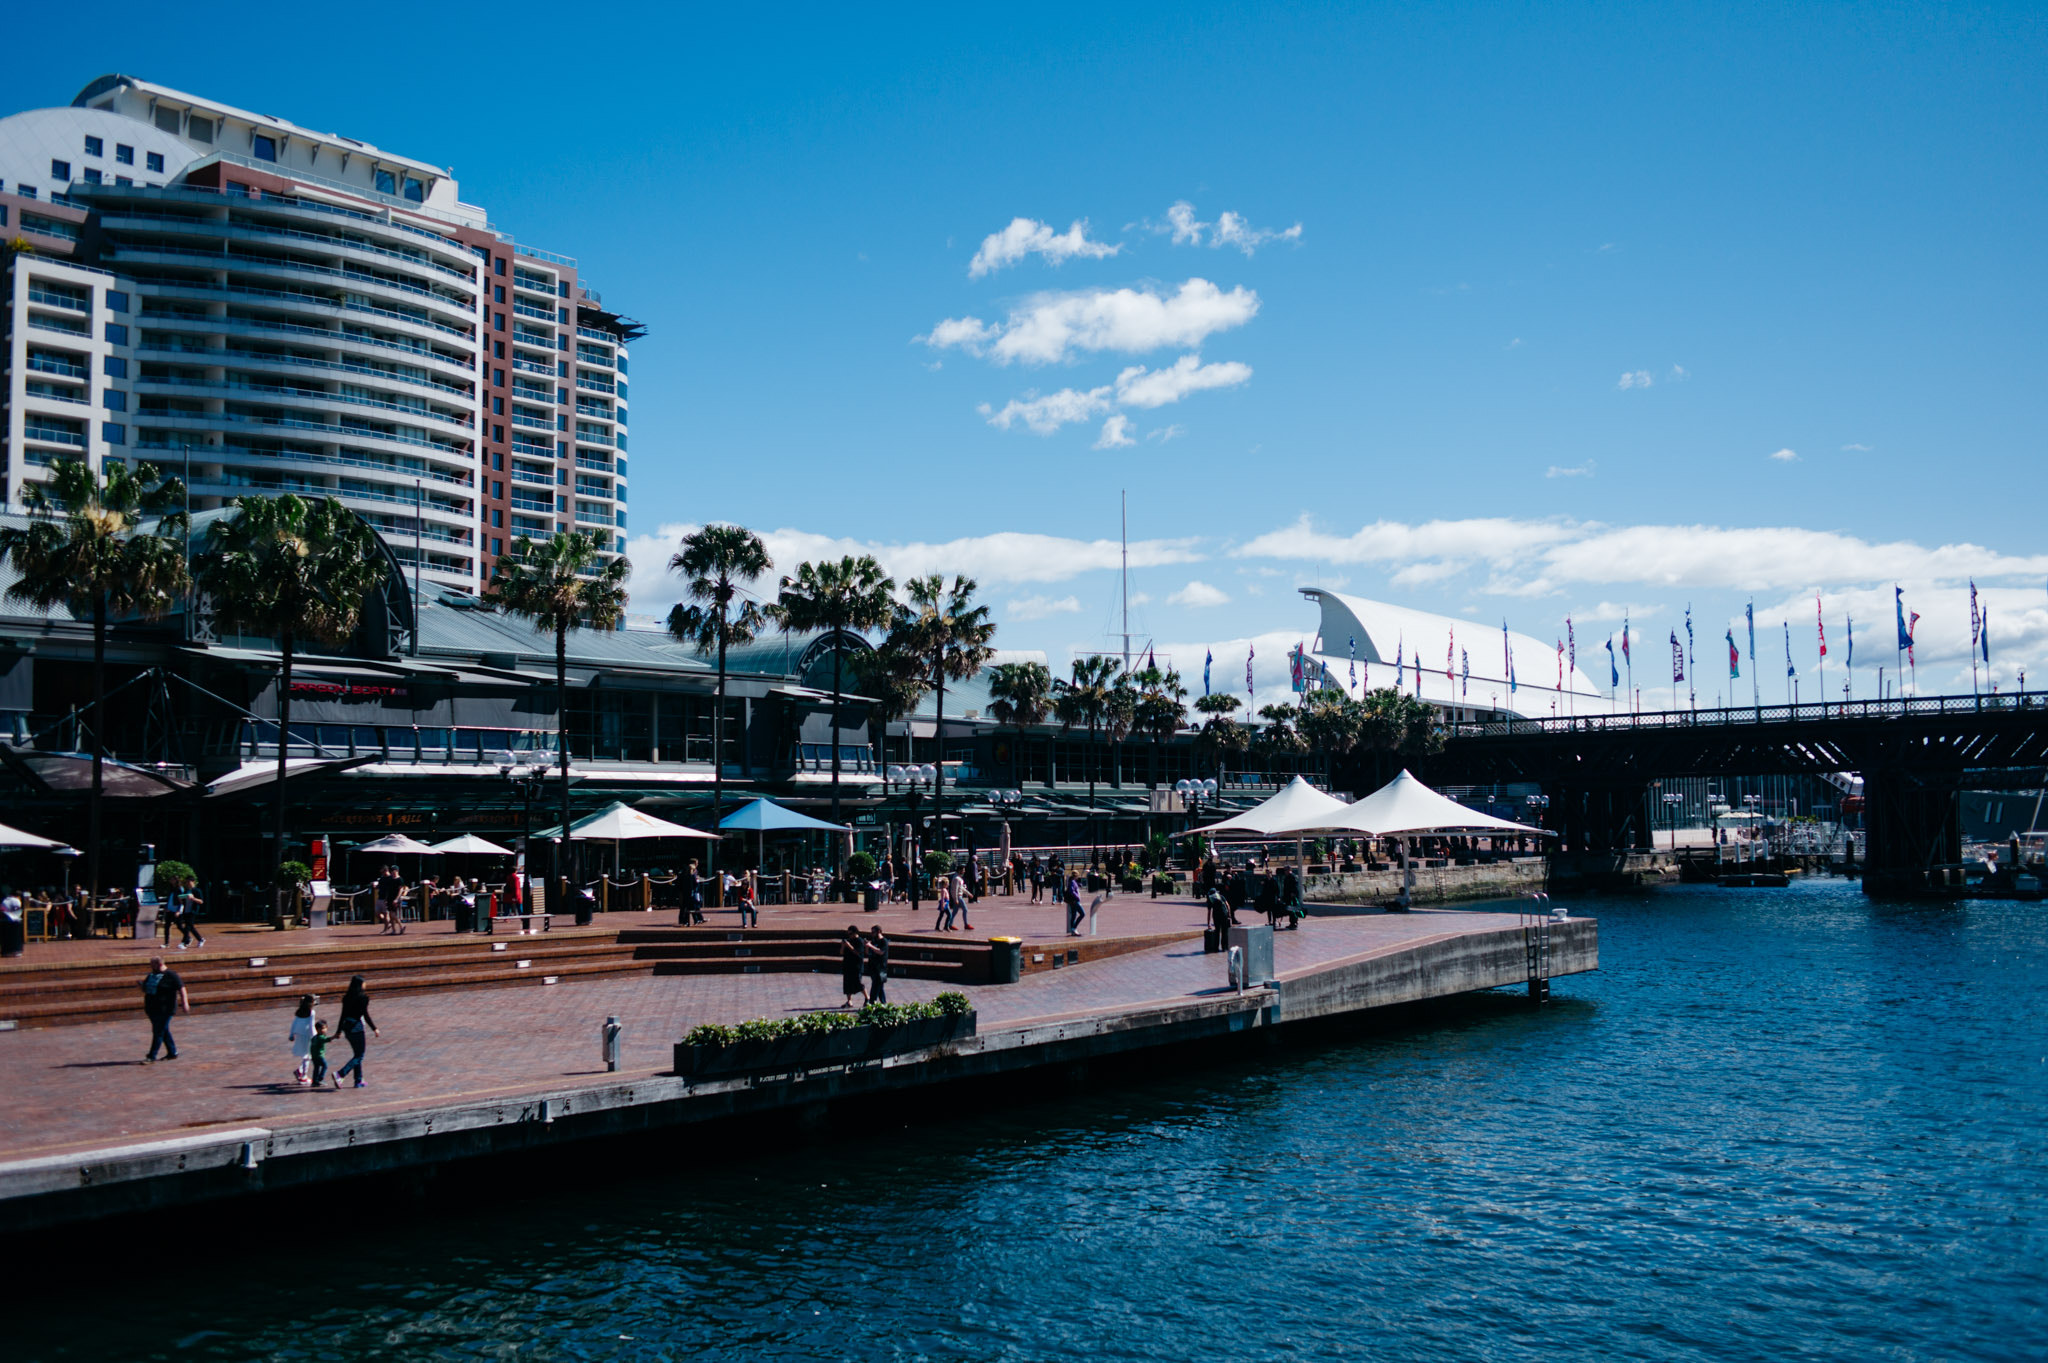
[19,879,2048,1361]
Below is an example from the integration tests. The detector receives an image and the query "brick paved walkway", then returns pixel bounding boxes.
[0,903,1533,1162]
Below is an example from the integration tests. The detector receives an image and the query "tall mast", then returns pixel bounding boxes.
[1121,489,1130,672]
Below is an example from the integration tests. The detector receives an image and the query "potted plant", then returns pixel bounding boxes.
[276,860,314,926]
[845,850,878,906]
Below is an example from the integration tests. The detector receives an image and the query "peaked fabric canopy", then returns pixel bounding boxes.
[1181,776,1353,837]
[1268,769,1551,837]
[718,799,851,834]
[0,820,73,852]
[429,834,516,856]
[536,801,720,842]
[353,834,441,855]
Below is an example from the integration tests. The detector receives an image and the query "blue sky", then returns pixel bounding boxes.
[20,3,2046,700]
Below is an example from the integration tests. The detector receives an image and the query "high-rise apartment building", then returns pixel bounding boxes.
[0,75,637,593]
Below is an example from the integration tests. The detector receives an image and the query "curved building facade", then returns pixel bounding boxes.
[2,75,638,594]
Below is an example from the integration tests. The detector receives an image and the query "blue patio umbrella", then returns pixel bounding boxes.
[718,798,852,871]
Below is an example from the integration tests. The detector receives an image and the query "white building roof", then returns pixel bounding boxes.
[1300,588,1616,719]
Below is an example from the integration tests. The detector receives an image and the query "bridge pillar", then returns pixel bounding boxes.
[1547,783,1653,853]
[1861,767,1962,898]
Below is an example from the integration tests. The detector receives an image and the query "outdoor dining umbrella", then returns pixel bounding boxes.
[0,820,74,852]
[717,798,852,873]
[349,833,442,889]
[533,800,720,880]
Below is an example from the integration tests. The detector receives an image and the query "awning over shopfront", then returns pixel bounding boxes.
[206,756,375,798]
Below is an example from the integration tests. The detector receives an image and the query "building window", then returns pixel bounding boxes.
[19,186,35,199]
[103,390,126,412]
[492,424,504,443]
[104,356,127,378]
[493,509,503,528]
[102,422,126,445]
[493,368,504,386]
[374,169,396,195]
[494,537,504,556]
[251,133,277,161]
[558,307,570,324]
[84,135,103,157]
[492,397,503,415]
[493,342,504,359]
[81,168,101,185]
[116,144,134,165]
[50,159,71,181]
[493,285,504,304]
[188,117,215,144]
[115,176,132,187]
[146,152,165,173]
[105,290,129,313]
[494,258,506,275]
[105,323,128,346]
[153,107,180,134]
[492,452,503,470]
[403,177,424,202]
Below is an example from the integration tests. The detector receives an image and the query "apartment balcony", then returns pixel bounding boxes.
[509,355,556,377]
[511,301,557,323]
[26,287,92,312]
[510,466,556,487]
[574,453,612,473]
[575,372,614,394]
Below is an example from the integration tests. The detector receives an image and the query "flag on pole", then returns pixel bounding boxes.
[1460,648,1469,697]
[1620,620,1631,663]
[1503,621,1515,693]
[1203,647,1212,695]
[1670,631,1683,682]
[1845,616,1853,669]
[1896,587,1911,649]
[1817,594,1827,659]
[1605,635,1619,688]
[1727,628,1739,678]
[1446,630,1455,684]
[1746,601,1756,672]
[1970,580,1980,653]
[1556,639,1564,691]
[1907,612,1919,666]
[1246,642,1254,705]
[1568,617,1576,673]
[1982,608,1991,664]
[1685,606,1695,668]
[1347,636,1356,691]
[1785,621,1795,677]
[1395,636,1404,691]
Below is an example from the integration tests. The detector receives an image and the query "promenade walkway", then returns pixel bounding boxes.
[0,897,1538,1164]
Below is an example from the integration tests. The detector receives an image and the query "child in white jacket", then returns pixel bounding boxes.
[288,994,317,1084]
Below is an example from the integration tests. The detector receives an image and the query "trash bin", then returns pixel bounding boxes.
[454,896,476,933]
[863,882,883,913]
[988,935,1023,984]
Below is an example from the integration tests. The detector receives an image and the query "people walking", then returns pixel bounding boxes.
[167,874,206,949]
[1028,856,1045,904]
[1277,865,1305,930]
[949,869,975,931]
[140,954,188,1062]
[840,925,866,1006]
[288,993,317,1084]
[1064,872,1086,936]
[333,974,379,1088]
[863,926,890,1005]
[375,865,403,935]
[678,858,703,926]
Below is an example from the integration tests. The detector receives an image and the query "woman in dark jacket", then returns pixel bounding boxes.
[862,927,890,1005]
[840,926,866,1007]
[332,975,379,1088]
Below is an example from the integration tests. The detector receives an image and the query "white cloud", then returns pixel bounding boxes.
[978,386,1113,434]
[1234,513,2048,598]
[1669,364,1690,381]
[1507,337,1523,350]
[1007,593,1083,621]
[1213,210,1303,255]
[1166,201,1206,245]
[623,523,1205,613]
[1570,601,1665,624]
[1113,353,1253,408]
[1618,370,1654,390]
[1157,201,1303,255]
[1146,424,1186,444]
[1769,448,1799,462]
[1094,414,1135,448]
[1545,461,1596,479]
[1169,579,1231,608]
[968,217,1121,278]
[921,278,1260,366]
[1842,443,1873,452]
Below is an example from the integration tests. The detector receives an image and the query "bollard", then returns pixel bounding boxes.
[602,1015,623,1072]
[1227,944,1245,994]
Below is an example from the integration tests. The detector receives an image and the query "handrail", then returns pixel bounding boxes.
[1446,690,2047,739]
[134,310,471,371]
[137,344,471,397]
[99,208,476,281]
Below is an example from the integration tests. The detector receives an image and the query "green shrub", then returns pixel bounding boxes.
[934,991,972,1017]
[682,1022,734,1048]
[733,1018,791,1042]
[795,1010,860,1034]
[155,859,196,886]
[1119,874,1144,893]
[1151,872,1177,895]
[845,850,879,881]
[923,849,954,878]
[277,860,314,889]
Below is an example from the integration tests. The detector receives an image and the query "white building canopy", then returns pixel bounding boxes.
[1267,769,1551,837]
[1180,776,1352,837]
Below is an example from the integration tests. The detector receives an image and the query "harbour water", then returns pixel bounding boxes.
[18,878,2048,1361]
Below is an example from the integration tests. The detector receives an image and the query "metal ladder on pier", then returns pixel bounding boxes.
[1521,893,1553,1003]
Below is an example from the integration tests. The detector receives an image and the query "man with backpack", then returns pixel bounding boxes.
[166,874,205,950]
[141,954,189,1062]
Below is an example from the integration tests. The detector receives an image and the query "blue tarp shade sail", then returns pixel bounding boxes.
[717,798,851,833]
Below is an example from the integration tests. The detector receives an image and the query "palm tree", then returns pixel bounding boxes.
[1054,654,1122,859]
[884,575,996,851]
[852,639,930,769]
[668,525,772,874]
[986,660,1053,785]
[1131,664,1189,792]
[768,554,894,837]
[0,458,188,900]
[1256,703,1310,781]
[199,494,387,923]
[485,529,629,911]
[1299,692,1364,785]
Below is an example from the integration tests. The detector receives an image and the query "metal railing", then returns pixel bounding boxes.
[27,287,91,312]
[138,344,471,397]
[576,326,619,345]
[1446,689,2048,739]
[100,206,476,281]
[510,356,556,377]
[135,311,469,372]
[135,440,474,486]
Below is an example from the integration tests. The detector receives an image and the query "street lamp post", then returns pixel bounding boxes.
[500,758,547,912]
[1663,791,1683,853]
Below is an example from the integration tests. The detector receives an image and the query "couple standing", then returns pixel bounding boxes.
[839,925,890,1006]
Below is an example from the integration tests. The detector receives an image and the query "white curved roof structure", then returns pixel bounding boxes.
[1267,769,1551,837]
[1183,776,1352,836]
[1300,588,1615,720]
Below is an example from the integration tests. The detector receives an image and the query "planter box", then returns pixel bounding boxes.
[672,1011,976,1078]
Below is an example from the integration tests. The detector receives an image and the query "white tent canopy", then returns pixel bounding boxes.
[353,834,441,855]
[1268,769,1551,838]
[537,801,720,842]
[1180,776,1353,837]
[429,834,516,856]
[0,820,73,852]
